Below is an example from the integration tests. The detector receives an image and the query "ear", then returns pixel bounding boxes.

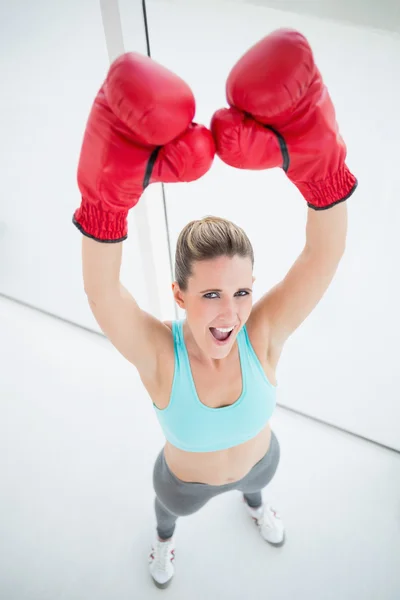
[172,281,186,309]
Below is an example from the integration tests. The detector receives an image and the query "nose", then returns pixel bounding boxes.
[219,298,237,324]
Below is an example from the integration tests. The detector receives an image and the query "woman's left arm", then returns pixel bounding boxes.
[251,201,348,353]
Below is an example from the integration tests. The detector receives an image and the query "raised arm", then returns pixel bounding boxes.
[73,52,215,377]
[211,29,356,359]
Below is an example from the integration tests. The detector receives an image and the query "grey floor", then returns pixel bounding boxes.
[1,296,399,600]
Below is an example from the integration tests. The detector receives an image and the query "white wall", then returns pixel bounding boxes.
[144,0,400,450]
[233,0,400,35]
[1,0,399,450]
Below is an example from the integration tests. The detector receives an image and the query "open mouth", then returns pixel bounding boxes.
[209,326,235,343]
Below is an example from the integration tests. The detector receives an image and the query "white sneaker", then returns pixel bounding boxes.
[243,497,285,546]
[148,536,176,588]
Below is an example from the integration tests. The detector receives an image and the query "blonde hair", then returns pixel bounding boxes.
[174,216,254,291]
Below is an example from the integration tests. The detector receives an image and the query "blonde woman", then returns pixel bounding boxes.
[74,31,356,589]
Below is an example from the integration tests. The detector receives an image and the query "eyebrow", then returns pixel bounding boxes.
[199,288,253,294]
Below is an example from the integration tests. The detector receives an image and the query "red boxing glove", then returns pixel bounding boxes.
[74,53,215,242]
[211,29,357,210]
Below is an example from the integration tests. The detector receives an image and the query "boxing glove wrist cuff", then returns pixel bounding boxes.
[73,200,128,243]
[295,166,358,211]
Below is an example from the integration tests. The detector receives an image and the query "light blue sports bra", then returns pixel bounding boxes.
[152,320,277,453]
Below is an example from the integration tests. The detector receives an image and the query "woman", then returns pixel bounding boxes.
[74,30,356,589]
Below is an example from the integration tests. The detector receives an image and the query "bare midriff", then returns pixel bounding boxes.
[164,423,272,485]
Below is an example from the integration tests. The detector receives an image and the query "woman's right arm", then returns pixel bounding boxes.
[82,236,172,379]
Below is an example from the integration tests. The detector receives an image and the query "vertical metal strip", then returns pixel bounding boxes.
[141,0,152,57]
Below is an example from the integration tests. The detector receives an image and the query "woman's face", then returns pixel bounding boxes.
[173,254,254,359]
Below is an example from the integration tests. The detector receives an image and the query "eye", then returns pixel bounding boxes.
[203,290,250,299]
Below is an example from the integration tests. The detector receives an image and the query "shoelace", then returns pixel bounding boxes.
[261,505,280,528]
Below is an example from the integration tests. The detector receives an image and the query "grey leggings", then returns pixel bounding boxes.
[153,431,280,540]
